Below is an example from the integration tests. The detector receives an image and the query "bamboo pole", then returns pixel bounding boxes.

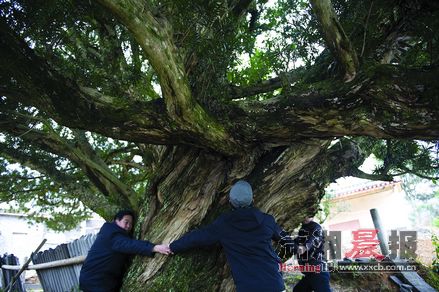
[1,255,86,271]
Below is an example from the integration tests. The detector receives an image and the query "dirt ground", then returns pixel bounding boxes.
[283,264,439,292]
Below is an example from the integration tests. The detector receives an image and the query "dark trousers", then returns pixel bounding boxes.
[293,272,331,292]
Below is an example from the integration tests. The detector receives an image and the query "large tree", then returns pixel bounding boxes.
[1,0,439,290]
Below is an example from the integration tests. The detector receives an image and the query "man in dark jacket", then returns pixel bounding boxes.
[170,180,294,292]
[291,217,331,292]
[79,210,170,292]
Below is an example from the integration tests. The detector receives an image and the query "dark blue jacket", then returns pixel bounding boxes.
[79,222,155,292]
[170,207,287,292]
[295,221,326,267]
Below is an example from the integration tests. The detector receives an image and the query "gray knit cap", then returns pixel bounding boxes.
[229,180,253,208]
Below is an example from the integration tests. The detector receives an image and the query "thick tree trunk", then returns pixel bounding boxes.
[123,145,235,291]
[122,139,361,291]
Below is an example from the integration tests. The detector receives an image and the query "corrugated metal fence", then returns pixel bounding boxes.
[31,233,96,292]
[0,254,25,292]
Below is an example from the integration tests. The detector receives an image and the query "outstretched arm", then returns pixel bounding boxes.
[170,223,220,253]
[302,225,324,255]
[111,233,156,256]
[111,233,171,256]
[273,225,298,258]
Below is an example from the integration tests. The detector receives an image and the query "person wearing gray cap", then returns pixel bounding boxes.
[170,180,294,292]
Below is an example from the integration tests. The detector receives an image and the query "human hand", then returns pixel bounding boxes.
[153,244,172,255]
[297,245,307,255]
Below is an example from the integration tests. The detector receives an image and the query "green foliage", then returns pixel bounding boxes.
[227,49,275,86]
[227,0,324,92]
[0,109,93,230]
[261,0,322,67]
[0,149,91,231]
[1,0,439,234]
[401,174,439,229]
[433,234,439,273]
[397,8,439,67]
[354,137,439,180]
[316,193,332,223]
[402,174,439,201]
[283,273,303,289]
[0,104,156,230]
[0,0,159,100]
[417,259,439,290]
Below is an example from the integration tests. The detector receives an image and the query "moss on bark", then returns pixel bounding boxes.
[124,249,224,291]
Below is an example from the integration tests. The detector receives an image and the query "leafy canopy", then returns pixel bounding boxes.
[1,0,439,230]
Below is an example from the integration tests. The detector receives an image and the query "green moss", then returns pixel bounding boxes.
[417,263,439,290]
[143,249,222,291]
[290,78,342,97]
[283,273,303,290]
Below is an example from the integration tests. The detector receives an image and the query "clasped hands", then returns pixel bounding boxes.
[152,244,173,255]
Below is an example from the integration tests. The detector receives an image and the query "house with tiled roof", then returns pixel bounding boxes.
[322,178,435,264]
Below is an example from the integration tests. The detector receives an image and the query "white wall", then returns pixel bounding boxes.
[0,213,104,266]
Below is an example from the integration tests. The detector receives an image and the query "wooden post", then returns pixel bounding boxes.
[370,208,389,256]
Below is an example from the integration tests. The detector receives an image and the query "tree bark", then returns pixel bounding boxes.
[310,0,358,81]
[121,139,364,290]
[2,0,438,289]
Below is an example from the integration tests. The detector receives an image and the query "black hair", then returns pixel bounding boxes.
[113,209,136,221]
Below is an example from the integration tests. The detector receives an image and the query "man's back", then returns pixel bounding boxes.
[220,208,285,291]
[171,207,285,292]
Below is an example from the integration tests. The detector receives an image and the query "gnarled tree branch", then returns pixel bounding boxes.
[310,0,359,81]
[96,0,237,153]
[0,113,137,210]
[230,64,439,146]
[0,142,117,218]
